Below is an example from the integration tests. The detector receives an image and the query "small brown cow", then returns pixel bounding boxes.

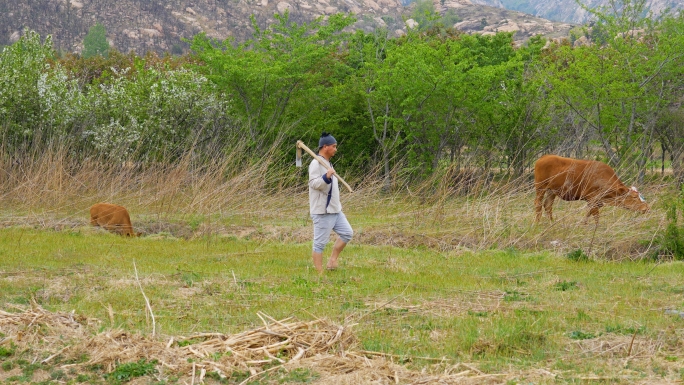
[534,155,650,224]
[90,203,142,237]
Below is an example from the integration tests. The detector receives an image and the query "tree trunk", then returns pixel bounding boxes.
[382,147,391,192]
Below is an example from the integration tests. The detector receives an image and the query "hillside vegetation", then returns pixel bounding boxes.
[2,0,684,187]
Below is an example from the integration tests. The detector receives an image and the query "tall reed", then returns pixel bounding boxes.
[0,138,670,259]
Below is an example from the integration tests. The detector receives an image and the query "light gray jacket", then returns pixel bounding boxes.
[308,155,341,215]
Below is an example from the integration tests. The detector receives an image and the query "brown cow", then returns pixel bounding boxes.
[534,155,650,224]
[90,203,142,237]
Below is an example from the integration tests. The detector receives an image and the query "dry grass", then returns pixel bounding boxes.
[1,144,683,384]
[4,304,680,384]
[0,304,551,384]
[0,144,672,260]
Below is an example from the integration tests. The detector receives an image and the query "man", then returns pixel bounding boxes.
[308,132,353,273]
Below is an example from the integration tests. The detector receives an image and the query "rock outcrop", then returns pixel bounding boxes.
[0,0,574,55]
[468,0,682,24]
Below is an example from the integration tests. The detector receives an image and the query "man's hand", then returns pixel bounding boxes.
[326,168,335,180]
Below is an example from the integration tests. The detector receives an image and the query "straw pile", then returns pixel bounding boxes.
[0,304,359,380]
[1,304,561,384]
[4,304,679,384]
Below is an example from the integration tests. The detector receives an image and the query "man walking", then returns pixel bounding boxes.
[308,132,353,273]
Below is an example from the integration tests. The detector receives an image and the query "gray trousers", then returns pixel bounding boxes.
[311,212,353,253]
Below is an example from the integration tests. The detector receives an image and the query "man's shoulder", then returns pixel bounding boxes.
[308,159,319,169]
[308,159,324,176]
[309,157,326,168]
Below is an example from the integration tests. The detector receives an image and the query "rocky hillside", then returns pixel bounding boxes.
[0,0,574,55]
[439,0,574,42]
[468,0,682,24]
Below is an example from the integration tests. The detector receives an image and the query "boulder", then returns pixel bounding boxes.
[573,35,589,47]
[277,1,293,13]
[123,29,140,39]
[442,0,466,7]
[9,31,21,44]
[496,22,519,32]
[365,0,380,10]
[454,20,481,30]
[405,18,418,29]
[141,28,162,37]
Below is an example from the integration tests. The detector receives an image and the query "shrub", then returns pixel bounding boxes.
[568,330,595,340]
[104,358,157,382]
[657,203,684,260]
[566,249,590,262]
[554,280,578,291]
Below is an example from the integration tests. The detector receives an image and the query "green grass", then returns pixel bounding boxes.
[105,358,157,383]
[1,227,684,383]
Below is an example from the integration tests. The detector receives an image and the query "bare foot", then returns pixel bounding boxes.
[326,258,338,270]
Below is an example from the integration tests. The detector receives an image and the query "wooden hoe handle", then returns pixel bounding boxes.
[297,140,353,193]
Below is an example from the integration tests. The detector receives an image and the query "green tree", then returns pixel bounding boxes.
[410,0,460,30]
[190,13,356,149]
[348,28,406,190]
[483,35,551,176]
[546,0,684,180]
[82,22,110,59]
[399,32,481,174]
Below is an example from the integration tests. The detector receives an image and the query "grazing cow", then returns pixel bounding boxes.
[534,155,650,224]
[90,203,142,237]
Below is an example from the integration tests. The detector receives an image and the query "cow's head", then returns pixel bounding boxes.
[619,186,650,213]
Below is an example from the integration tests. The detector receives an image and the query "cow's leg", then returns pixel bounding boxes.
[543,193,556,221]
[535,189,546,222]
[590,207,600,224]
[583,205,600,225]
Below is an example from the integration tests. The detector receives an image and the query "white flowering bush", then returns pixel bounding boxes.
[0,29,54,145]
[37,68,87,134]
[0,30,236,160]
[0,29,88,149]
[83,118,142,159]
[83,66,227,159]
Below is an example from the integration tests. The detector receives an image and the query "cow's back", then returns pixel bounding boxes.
[534,155,581,190]
[534,155,623,201]
[90,203,135,235]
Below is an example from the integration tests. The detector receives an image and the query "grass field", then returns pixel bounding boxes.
[1,151,684,383]
[1,194,684,384]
